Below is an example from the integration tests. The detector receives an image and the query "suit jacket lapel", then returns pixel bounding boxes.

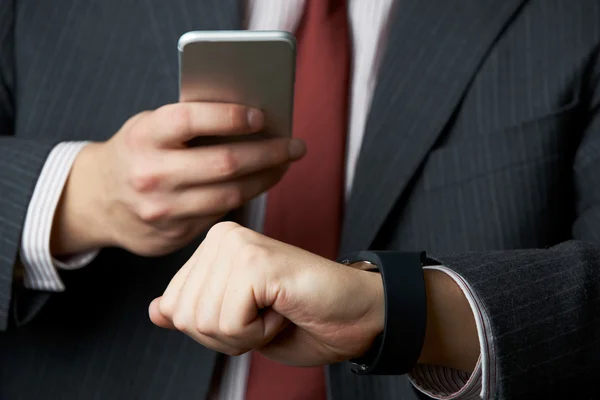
[340,0,527,255]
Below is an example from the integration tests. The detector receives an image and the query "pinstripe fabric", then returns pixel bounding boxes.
[0,0,599,400]
[1,1,236,399]
[0,0,57,331]
[340,0,528,254]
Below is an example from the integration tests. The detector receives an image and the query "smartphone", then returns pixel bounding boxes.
[178,31,297,144]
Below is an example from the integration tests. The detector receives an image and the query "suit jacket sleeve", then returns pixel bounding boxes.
[0,0,57,331]
[433,48,600,399]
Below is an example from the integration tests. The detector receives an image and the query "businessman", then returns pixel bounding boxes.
[1,0,599,399]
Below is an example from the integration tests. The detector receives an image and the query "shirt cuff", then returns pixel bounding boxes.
[20,141,99,292]
[408,265,496,400]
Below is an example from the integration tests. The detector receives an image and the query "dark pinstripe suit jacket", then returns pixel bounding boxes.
[1,0,599,399]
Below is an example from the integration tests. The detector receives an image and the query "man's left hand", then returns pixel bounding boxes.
[149,221,384,366]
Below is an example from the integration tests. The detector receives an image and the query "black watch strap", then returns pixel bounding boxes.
[338,251,430,375]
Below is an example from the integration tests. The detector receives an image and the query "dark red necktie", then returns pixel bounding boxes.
[245,0,351,399]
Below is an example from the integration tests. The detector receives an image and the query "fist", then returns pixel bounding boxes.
[149,222,385,366]
[52,103,306,257]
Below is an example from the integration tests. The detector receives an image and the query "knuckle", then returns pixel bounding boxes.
[195,316,217,337]
[205,221,241,244]
[126,110,151,130]
[123,123,147,150]
[218,319,242,338]
[237,242,270,266]
[136,200,171,223]
[207,221,240,239]
[129,168,161,193]
[167,104,193,135]
[214,147,239,178]
[172,312,193,333]
[224,225,251,245]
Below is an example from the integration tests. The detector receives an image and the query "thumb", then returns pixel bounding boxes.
[241,308,289,349]
[148,103,264,148]
[261,308,290,343]
[148,297,176,329]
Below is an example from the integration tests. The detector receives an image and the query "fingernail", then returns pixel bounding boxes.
[288,139,306,160]
[247,109,264,131]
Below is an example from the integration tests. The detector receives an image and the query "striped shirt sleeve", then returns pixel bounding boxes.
[20,142,99,292]
[408,266,496,400]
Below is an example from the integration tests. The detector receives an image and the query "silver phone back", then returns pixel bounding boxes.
[179,31,297,138]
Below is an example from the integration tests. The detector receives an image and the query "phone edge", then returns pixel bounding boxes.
[177,31,296,53]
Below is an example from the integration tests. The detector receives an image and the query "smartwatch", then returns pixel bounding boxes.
[338,251,432,375]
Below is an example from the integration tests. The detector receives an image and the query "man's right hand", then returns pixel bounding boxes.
[50,103,305,257]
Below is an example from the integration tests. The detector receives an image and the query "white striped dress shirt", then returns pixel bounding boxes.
[19,1,495,399]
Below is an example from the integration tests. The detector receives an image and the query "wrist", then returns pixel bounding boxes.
[362,267,385,343]
[347,261,385,346]
[50,142,113,256]
[343,268,384,362]
[418,269,479,373]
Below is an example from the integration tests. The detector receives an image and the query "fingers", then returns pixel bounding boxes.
[153,223,237,337]
[220,283,289,348]
[174,226,238,346]
[193,236,287,350]
[153,258,195,317]
[154,236,211,319]
[165,137,306,187]
[151,223,284,355]
[129,167,284,225]
[172,226,234,342]
[150,298,250,356]
[171,167,287,218]
[149,298,175,329]
[146,103,264,147]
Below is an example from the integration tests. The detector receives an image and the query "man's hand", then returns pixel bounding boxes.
[50,103,306,257]
[148,221,385,367]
